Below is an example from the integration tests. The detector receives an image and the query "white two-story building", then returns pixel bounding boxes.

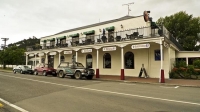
[26,11,199,80]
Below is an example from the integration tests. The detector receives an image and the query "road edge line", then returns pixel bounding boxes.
[0,98,28,112]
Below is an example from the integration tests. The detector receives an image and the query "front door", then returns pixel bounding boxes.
[48,55,54,68]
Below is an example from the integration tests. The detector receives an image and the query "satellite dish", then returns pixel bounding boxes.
[143,11,149,22]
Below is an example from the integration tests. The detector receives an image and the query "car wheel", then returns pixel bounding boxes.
[58,71,65,78]
[43,71,47,76]
[86,75,93,80]
[75,72,82,79]
[13,70,16,74]
[34,70,38,75]
[70,75,75,79]
[53,73,57,77]
[20,70,24,74]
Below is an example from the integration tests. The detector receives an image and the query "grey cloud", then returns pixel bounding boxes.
[0,0,199,45]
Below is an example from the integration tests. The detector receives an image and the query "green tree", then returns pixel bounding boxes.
[0,46,25,69]
[156,11,200,51]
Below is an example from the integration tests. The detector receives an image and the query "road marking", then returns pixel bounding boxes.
[1,74,200,106]
[175,86,179,88]
[120,83,136,85]
[92,81,102,83]
[160,86,180,89]
[0,98,28,112]
[0,103,4,108]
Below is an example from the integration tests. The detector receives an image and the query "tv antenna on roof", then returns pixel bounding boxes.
[122,2,134,16]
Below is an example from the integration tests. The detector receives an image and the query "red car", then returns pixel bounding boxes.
[34,63,57,76]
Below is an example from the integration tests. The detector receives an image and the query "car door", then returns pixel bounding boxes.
[65,62,71,74]
[15,66,20,73]
[38,63,44,74]
[68,63,75,74]
[17,66,22,73]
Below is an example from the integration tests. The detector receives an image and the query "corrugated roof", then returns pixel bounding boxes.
[40,15,143,39]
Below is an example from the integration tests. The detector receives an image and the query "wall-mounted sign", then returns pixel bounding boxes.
[103,46,116,51]
[81,49,92,53]
[49,52,57,55]
[38,53,44,56]
[64,51,72,54]
[29,54,35,57]
[131,43,150,49]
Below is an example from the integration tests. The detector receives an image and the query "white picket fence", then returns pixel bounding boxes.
[0,65,33,69]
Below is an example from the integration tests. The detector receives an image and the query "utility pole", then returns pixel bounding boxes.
[1,38,9,49]
[1,38,9,69]
[122,2,134,16]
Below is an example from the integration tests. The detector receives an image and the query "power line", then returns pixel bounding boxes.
[122,2,134,16]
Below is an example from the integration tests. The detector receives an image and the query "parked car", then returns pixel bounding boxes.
[56,62,95,79]
[13,65,33,74]
[33,63,57,76]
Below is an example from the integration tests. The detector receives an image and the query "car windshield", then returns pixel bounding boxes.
[76,63,84,67]
[59,63,68,67]
[23,66,30,68]
[44,64,51,67]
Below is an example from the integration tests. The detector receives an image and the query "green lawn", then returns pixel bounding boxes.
[0,67,13,71]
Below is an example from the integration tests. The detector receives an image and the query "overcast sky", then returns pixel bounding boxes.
[0,0,199,45]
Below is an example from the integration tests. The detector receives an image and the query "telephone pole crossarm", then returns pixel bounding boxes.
[1,38,9,49]
[122,2,134,16]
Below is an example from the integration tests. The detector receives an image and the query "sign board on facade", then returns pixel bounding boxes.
[103,46,116,51]
[49,52,57,55]
[81,49,92,53]
[131,43,150,49]
[29,54,35,57]
[64,51,72,54]
[38,53,44,56]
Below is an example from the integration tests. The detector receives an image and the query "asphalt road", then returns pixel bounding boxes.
[0,72,200,112]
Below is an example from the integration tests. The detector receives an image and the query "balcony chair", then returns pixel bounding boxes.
[97,38,102,43]
[101,36,107,43]
[115,36,121,41]
[70,41,74,47]
[133,32,139,39]
[108,36,114,42]
[75,41,79,46]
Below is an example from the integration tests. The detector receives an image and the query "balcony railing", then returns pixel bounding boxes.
[26,26,182,51]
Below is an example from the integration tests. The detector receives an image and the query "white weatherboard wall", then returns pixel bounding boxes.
[27,41,175,78]
[40,16,149,44]
[176,51,200,58]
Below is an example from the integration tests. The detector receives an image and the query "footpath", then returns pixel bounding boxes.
[0,69,200,88]
[95,75,200,88]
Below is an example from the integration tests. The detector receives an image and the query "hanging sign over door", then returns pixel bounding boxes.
[49,52,57,55]
[102,46,116,51]
[64,51,72,54]
[131,43,150,49]
[81,49,92,53]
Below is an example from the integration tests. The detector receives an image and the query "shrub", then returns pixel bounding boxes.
[169,71,180,79]
[174,60,187,68]
[193,59,200,69]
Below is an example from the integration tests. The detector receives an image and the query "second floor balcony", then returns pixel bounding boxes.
[26,26,184,52]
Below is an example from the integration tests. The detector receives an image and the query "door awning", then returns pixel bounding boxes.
[57,36,66,39]
[83,30,95,35]
[106,26,115,31]
[151,22,159,29]
[47,38,55,41]
[69,33,79,37]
